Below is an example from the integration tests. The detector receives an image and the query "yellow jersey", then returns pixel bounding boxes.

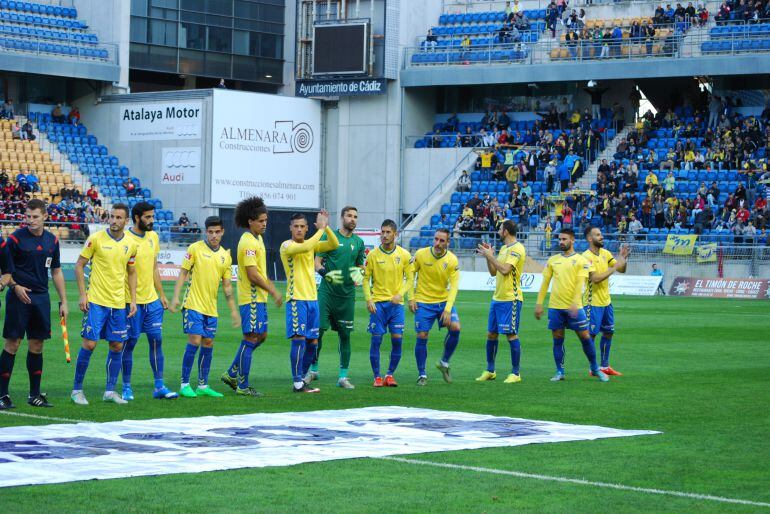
[363,245,413,303]
[537,252,590,309]
[493,241,526,302]
[80,229,138,309]
[124,229,160,305]
[582,248,616,307]
[181,240,233,317]
[280,227,339,301]
[411,247,460,309]
[237,231,267,306]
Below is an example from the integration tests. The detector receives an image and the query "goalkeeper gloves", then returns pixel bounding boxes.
[324,269,344,285]
[349,267,365,287]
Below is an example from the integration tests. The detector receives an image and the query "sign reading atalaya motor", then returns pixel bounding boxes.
[210,89,321,208]
[119,101,203,141]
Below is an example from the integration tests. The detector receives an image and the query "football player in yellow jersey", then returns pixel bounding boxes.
[583,226,629,377]
[170,216,239,399]
[409,228,461,386]
[71,204,138,405]
[221,197,283,397]
[475,220,526,384]
[534,228,608,383]
[363,219,413,388]
[279,210,339,393]
[119,202,177,401]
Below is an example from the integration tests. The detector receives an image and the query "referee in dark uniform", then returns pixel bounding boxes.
[0,199,68,409]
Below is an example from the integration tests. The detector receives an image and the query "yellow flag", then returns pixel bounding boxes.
[696,242,718,263]
[663,234,698,255]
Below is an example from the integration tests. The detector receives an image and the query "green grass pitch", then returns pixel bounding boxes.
[0,282,768,513]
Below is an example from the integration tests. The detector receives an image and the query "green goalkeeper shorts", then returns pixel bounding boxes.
[318,290,355,332]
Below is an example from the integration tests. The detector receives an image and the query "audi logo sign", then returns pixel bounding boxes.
[161,146,201,185]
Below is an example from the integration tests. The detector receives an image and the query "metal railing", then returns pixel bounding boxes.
[0,37,117,64]
[400,148,478,230]
[400,228,770,257]
[405,20,770,68]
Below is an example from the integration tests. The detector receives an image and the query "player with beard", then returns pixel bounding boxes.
[582,226,629,376]
[309,206,366,389]
[534,228,609,383]
[120,201,177,400]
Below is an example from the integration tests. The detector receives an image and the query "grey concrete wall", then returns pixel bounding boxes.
[72,0,130,90]
[76,90,218,225]
[320,0,445,227]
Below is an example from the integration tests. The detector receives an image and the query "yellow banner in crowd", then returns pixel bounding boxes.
[663,234,698,255]
[696,242,718,263]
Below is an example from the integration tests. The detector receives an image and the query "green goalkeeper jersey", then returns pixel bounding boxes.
[318,229,366,298]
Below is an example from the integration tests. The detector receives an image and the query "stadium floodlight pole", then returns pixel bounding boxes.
[369,0,375,75]
[355,0,360,18]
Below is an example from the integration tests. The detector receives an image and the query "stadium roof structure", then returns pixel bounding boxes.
[401,53,770,88]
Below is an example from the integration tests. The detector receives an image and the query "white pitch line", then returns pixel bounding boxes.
[380,457,770,509]
[0,411,90,424]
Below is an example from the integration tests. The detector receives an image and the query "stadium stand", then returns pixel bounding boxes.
[409,106,620,251]
[0,116,96,241]
[702,20,770,54]
[27,110,179,241]
[578,103,769,248]
[0,0,111,61]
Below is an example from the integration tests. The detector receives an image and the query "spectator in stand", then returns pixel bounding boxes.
[461,126,476,148]
[217,78,227,89]
[178,212,190,227]
[11,122,21,140]
[561,203,574,228]
[20,120,34,141]
[457,170,471,192]
[51,104,66,124]
[123,179,137,197]
[446,112,460,133]
[26,172,39,193]
[86,185,99,204]
[546,1,558,37]
[644,21,656,56]
[583,84,608,124]
[611,25,623,57]
[15,172,28,192]
[0,99,14,120]
[68,106,80,125]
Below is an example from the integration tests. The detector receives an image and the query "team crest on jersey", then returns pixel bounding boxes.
[221,256,226,264]
[123,245,129,254]
[350,244,355,251]
[395,256,401,264]
[442,262,448,270]
[184,253,191,260]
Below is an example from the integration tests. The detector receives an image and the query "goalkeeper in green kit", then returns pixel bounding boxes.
[310,206,366,389]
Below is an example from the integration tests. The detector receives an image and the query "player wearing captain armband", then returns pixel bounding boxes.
[279,210,339,393]
[170,216,239,399]
[221,197,283,398]
[71,204,138,405]
[582,225,629,377]
[475,219,526,384]
[534,228,608,383]
[363,219,413,388]
[409,228,461,386]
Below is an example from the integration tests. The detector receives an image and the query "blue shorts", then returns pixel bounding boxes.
[182,308,218,339]
[487,300,522,335]
[81,303,128,342]
[368,302,405,335]
[585,304,615,336]
[285,300,320,339]
[414,302,459,332]
[240,302,268,335]
[547,308,589,332]
[3,291,51,340]
[127,299,164,339]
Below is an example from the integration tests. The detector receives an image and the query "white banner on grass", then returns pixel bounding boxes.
[210,89,321,208]
[119,101,203,141]
[459,272,661,296]
[0,407,658,488]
